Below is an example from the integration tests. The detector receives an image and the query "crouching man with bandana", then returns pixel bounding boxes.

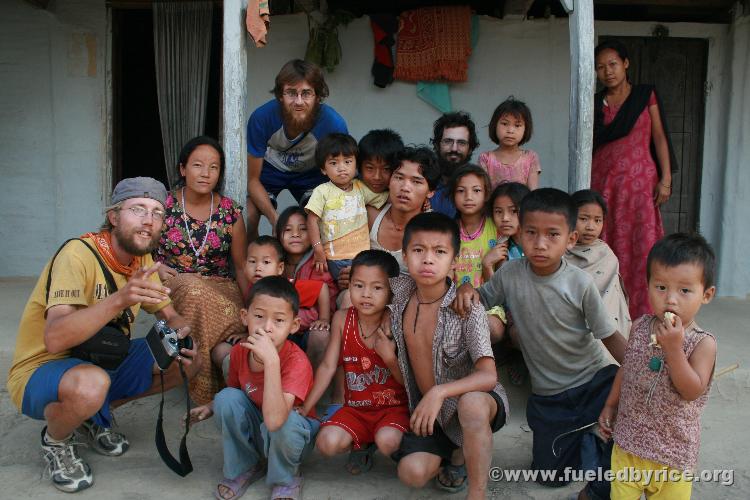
[6,177,201,493]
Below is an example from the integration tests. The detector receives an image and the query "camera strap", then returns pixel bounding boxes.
[155,360,193,476]
[45,238,134,327]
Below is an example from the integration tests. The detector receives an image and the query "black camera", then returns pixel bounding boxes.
[146,320,193,370]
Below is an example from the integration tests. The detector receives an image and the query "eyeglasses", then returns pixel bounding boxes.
[440,138,470,148]
[282,89,316,101]
[124,206,166,221]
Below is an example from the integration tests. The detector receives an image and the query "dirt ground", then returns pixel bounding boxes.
[0,277,747,499]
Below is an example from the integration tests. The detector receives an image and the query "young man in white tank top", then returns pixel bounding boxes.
[336,146,441,289]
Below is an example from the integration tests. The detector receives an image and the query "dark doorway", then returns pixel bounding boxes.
[111,6,222,189]
[598,36,708,235]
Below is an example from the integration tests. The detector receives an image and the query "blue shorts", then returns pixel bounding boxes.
[260,162,327,203]
[21,338,155,428]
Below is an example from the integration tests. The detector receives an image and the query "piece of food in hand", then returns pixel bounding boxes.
[664,311,677,326]
[649,332,659,347]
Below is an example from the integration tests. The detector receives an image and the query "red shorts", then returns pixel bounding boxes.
[321,405,410,450]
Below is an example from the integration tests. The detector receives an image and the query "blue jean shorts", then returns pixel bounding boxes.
[21,338,155,427]
[260,162,327,203]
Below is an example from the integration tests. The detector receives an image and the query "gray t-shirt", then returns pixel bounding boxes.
[478,258,616,396]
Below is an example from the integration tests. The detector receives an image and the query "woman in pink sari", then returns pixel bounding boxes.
[592,39,677,320]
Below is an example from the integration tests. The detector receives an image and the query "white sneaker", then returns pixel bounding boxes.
[78,419,130,457]
[41,427,93,493]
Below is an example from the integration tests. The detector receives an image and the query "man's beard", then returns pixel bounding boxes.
[282,101,320,135]
[438,154,467,179]
[112,224,160,257]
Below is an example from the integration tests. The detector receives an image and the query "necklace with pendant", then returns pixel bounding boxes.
[645,321,665,405]
[411,285,449,335]
[182,187,214,258]
[358,317,381,342]
[388,211,404,232]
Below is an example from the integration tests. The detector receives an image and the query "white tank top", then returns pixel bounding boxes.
[369,204,406,272]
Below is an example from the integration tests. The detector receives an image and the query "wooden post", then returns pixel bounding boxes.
[566,0,595,192]
[222,0,248,207]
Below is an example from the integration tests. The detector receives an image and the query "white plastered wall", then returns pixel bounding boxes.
[0,0,108,277]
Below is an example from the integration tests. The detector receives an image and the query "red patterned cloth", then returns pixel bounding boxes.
[393,5,472,83]
[592,92,664,319]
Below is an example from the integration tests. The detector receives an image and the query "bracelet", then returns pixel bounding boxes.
[660,182,672,189]
[312,241,322,247]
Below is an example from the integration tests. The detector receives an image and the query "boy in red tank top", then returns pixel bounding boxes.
[301,250,408,474]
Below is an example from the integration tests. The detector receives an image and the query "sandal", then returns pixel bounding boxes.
[345,443,376,475]
[435,463,468,493]
[271,474,303,500]
[214,462,266,500]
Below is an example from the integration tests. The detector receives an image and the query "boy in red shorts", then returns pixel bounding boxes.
[300,249,408,474]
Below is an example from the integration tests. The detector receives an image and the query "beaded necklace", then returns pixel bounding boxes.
[459,217,486,241]
[181,187,214,258]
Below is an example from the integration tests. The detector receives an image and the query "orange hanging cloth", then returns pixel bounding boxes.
[80,231,143,278]
[394,5,472,83]
[246,0,271,48]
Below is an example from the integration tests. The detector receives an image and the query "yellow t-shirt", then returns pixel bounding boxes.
[305,180,388,260]
[454,218,499,288]
[6,238,170,409]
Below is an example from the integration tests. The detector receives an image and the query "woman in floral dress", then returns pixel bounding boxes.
[592,39,677,320]
[154,136,249,404]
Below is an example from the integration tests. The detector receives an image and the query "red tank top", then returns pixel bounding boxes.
[340,308,407,409]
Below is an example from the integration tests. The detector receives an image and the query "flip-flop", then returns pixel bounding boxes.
[271,474,303,500]
[435,463,468,493]
[345,443,376,475]
[214,463,265,500]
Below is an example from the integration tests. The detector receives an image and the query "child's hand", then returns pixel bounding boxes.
[373,326,397,364]
[157,264,179,283]
[313,247,328,273]
[451,283,480,317]
[410,386,445,436]
[295,405,310,417]
[337,266,351,290]
[597,405,617,441]
[484,241,509,268]
[241,328,279,365]
[189,404,214,424]
[655,313,684,355]
[225,333,248,345]
[310,319,330,331]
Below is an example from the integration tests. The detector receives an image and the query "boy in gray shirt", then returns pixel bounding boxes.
[454,188,626,500]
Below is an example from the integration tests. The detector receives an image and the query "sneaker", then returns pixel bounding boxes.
[78,419,129,457]
[41,427,93,493]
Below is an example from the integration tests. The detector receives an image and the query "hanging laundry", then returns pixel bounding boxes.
[417,15,480,113]
[369,14,398,88]
[394,5,472,83]
[246,0,270,48]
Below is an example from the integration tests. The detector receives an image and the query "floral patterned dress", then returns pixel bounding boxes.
[592,92,664,320]
[155,192,242,275]
[154,191,246,404]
